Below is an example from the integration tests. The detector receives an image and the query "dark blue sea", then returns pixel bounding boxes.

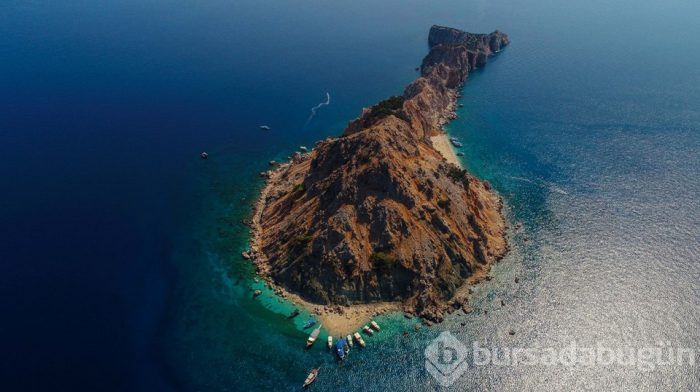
[1,0,698,390]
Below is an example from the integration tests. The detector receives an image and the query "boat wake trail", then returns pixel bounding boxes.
[304,92,330,126]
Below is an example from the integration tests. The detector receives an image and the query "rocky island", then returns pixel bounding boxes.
[250,25,509,333]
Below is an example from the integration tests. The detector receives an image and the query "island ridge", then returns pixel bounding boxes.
[249,25,510,334]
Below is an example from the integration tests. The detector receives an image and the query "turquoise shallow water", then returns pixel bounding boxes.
[2,0,699,390]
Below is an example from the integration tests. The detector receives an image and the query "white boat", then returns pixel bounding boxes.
[346,335,353,347]
[259,125,271,130]
[353,332,366,348]
[451,140,463,147]
[370,321,381,331]
[327,336,333,349]
[303,368,318,388]
[299,146,308,152]
[362,325,373,336]
[306,325,322,348]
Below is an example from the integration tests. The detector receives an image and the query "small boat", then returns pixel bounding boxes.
[449,137,459,142]
[287,309,300,319]
[253,289,262,297]
[327,336,333,349]
[303,319,316,329]
[346,335,353,347]
[259,125,271,130]
[362,325,374,336]
[335,339,346,360]
[370,321,381,331]
[299,146,308,152]
[353,332,366,348]
[451,140,463,148]
[306,325,322,348]
[303,368,319,388]
[200,152,208,160]
[456,152,464,157]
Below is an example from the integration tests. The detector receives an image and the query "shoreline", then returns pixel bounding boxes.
[430,133,462,167]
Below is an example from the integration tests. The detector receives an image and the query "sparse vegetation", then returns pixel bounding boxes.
[370,251,398,270]
[293,183,305,192]
[291,234,314,248]
[445,166,467,182]
[367,96,410,123]
[439,164,470,188]
[437,198,451,211]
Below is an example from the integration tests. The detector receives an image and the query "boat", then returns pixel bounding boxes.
[303,368,319,388]
[287,309,300,319]
[259,125,271,130]
[451,140,463,147]
[362,325,374,336]
[346,335,353,347]
[200,152,208,160]
[335,339,346,360]
[370,321,381,331]
[303,319,316,329]
[449,137,458,142]
[327,336,333,349]
[456,152,464,156]
[353,332,366,348]
[306,325,322,348]
[253,289,262,297]
[299,146,308,152]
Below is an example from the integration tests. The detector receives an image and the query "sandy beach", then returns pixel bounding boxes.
[282,289,400,335]
[430,133,462,167]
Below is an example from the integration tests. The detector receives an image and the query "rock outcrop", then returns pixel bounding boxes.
[251,26,509,322]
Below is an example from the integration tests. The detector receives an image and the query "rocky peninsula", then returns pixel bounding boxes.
[249,25,509,333]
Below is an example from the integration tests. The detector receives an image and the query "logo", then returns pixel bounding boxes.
[424,331,469,387]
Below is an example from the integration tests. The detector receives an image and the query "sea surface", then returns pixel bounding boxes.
[1,0,699,390]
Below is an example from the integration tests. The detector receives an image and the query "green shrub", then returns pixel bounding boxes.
[367,96,409,123]
[437,198,451,210]
[370,252,398,270]
[291,235,313,247]
[446,166,467,182]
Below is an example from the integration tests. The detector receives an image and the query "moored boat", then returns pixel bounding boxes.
[353,332,366,347]
[287,309,300,319]
[451,140,463,147]
[306,325,322,348]
[327,336,333,349]
[303,319,316,329]
[335,339,346,360]
[303,368,319,388]
[362,325,374,336]
[259,125,271,130]
[370,321,380,331]
[346,335,353,347]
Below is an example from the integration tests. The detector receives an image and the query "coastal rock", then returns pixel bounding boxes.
[250,26,508,323]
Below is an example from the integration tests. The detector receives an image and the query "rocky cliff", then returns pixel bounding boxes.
[250,26,509,322]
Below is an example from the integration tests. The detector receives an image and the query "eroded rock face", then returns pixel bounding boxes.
[251,26,509,322]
